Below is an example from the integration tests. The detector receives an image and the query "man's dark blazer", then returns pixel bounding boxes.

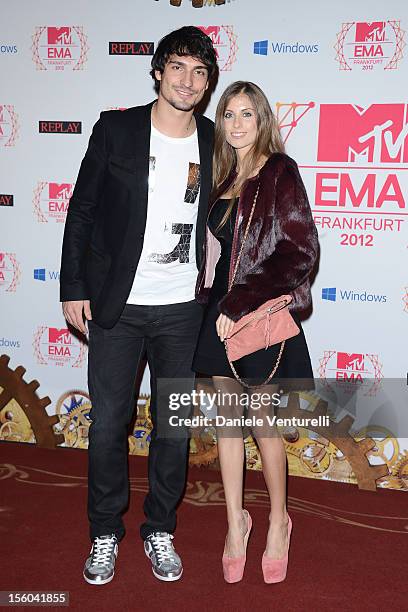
[60,100,214,329]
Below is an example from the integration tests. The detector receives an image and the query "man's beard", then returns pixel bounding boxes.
[162,88,198,112]
[169,99,196,112]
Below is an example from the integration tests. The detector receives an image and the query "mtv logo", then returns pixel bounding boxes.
[47,27,72,45]
[317,104,408,164]
[355,22,386,43]
[48,328,71,344]
[49,183,72,200]
[336,352,365,371]
[198,26,221,48]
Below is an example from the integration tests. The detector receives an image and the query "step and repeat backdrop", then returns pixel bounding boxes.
[1,0,407,491]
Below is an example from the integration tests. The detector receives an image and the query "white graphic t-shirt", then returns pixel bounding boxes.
[127,123,201,305]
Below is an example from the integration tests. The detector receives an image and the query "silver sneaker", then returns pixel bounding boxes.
[144,532,183,581]
[83,534,118,585]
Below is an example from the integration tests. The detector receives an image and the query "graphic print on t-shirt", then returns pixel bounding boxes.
[148,223,193,264]
[148,156,156,193]
[127,124,201,305]
[184,162,200,204]
[148,159,200,265]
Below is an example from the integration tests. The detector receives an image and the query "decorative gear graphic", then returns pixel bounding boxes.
[188,380,219,467]
[129,394,153,456]
[353,426,400,469]
[189,425,218,467]
[281,393,389,490]
[388,451,408,491]
[188,386,390,488]
[0,357,393,491]
[0,354,63,448]
[55,390,92,448]
[53,391,155,454]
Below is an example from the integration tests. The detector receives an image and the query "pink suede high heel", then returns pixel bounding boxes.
[262,514,292,584]
[222,509,252,583]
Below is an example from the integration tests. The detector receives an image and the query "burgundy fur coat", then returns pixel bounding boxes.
[195,152,319,321]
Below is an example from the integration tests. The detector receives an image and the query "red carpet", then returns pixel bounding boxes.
[1,442,406,611]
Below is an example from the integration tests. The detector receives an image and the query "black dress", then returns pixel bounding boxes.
[192,198,314,387]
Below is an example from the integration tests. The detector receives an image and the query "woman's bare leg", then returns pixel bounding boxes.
[250,384,289,558]
[213,375,248,557]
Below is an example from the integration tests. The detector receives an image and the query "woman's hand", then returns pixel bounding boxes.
[216,313,235,342]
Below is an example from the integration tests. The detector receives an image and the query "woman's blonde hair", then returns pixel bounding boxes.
[212,81,285,229]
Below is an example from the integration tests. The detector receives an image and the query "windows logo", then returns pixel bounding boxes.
[34,268,46,281]
[322,287,337,302]
[254,40,268,56]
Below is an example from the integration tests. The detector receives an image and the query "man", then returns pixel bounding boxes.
[60,26,217,584]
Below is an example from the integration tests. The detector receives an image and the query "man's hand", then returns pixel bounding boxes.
[62,300,92,335]
[216,313,235,342]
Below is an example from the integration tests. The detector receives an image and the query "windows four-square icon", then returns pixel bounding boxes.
[34,268,46,281]
[322,287,337,301]
[254,40,268,55]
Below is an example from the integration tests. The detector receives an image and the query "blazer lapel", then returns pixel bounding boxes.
[124,101,154,238]
[196,115,213,268]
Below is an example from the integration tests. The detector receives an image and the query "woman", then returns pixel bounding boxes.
[193,82,319,583]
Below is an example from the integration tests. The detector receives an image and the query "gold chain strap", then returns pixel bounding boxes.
[224,181,285,389]
[225,338,286,389]
[228,184,259,291]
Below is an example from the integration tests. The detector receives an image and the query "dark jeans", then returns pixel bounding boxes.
[87,300,203,541]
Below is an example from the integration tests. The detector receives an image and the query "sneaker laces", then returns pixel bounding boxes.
[149,533,177,564]
[90,535,117,567]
